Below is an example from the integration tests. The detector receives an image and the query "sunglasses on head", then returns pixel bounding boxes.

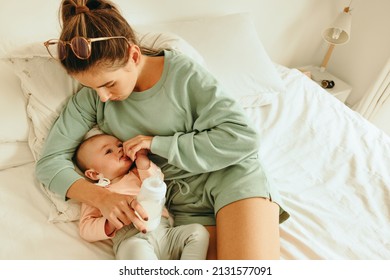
[43,36,131,60]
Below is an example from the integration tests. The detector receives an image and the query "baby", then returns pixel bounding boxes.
[74,133,209,260]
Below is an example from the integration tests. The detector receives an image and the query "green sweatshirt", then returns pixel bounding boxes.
[36,50,260,200]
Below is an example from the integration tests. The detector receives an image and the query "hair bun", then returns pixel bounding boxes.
[86,0,115,11]
[61,0,117,23]
[75,5,89,15]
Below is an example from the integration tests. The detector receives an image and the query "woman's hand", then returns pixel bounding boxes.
[97,191,148,233]
[123,135,153,161]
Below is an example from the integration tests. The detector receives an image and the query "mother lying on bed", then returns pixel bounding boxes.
[37,0,288,260]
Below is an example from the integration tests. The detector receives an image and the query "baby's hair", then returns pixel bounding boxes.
[73,133,103,173]
[58,0,158,74]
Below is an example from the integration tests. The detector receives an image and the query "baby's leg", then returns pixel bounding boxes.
[116,237,158,260]
[168,223,209,260]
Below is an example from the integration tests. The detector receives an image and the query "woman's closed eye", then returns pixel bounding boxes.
[106,82,116,88]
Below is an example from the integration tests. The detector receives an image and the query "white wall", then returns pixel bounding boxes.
[1,0,389,108]
[248,0,390,108]
[114,0,390,108]
[240,0,390,108]
[117,0,335,67]
[0,0,335,64]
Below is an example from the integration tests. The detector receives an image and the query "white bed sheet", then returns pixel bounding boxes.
[1,66,390,260]
[254,65,390,259]
[0,162,113,260]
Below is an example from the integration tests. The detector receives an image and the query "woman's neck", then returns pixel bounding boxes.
[135,55,164,92]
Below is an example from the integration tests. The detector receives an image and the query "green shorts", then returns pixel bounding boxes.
[165,156,289,226]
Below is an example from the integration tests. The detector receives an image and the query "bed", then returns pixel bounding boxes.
[1,1,390,260]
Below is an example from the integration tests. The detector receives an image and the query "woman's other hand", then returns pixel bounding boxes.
[123,135,153,161]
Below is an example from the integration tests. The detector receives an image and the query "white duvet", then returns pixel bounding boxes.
[254,66,390,259]
[1,65,390,259]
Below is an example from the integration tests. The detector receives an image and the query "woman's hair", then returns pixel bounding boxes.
[59,0,157,74]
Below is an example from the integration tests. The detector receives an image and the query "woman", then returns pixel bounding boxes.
[38,0,289,259]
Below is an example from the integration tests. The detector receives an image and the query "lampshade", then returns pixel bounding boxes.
[320,6,352,72]
[322,7,352,45]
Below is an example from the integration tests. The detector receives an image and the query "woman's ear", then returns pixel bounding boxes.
[84,169,102,181]
[129,45,141,64]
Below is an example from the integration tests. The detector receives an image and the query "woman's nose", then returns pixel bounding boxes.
[96,88,112,102]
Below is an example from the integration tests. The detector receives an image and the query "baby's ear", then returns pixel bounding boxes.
[85,169,101,181]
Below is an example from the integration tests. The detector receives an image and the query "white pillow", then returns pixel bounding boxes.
[0,59,29,143]
[0,142,35,170]
[8,47,83,223]
[9,54,82,161]
[9,33,206,222]
[136,13,286,107]
[138,31,206,67]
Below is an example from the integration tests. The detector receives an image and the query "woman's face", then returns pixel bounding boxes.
[72,48,140,102]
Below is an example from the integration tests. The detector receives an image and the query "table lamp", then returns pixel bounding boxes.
[320,6,352,72]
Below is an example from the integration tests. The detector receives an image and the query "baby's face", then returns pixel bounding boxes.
[82,134,133,180]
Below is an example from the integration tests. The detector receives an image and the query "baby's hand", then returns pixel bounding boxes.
[135,150,150,170]
[136,149,149,157]
[104,220,117,236]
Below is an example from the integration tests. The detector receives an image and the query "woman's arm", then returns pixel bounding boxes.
[35,88,147,230]
[36,88,98,198]
[68,179,148,231]
[124,54,260,174]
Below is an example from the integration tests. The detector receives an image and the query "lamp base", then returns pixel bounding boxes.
[320,44,335,72]
[307,66,333,83]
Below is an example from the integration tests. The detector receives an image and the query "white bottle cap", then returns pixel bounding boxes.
[137,177,166,201]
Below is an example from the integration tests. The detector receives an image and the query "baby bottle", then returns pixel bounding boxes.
[136,177,167,231]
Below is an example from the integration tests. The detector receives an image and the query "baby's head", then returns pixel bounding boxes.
[75,134,133,181]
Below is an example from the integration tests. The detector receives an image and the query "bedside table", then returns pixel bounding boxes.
[298,65,352,104]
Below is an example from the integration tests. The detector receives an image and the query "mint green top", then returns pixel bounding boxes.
[36,50,260,200]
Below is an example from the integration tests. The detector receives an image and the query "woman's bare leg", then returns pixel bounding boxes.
[216,197,280,259]
[205,225,217,260]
